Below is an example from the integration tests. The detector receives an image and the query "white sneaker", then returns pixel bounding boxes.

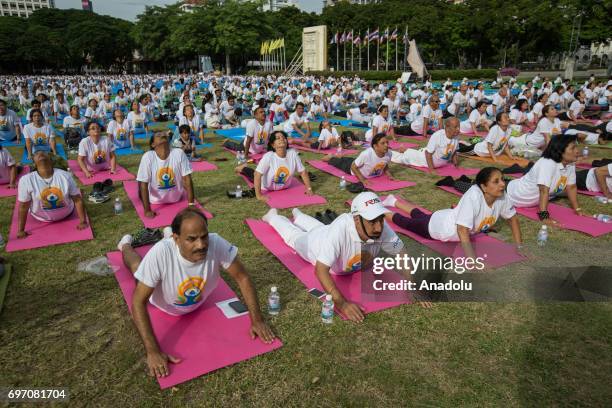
[117,234,133,252]
[382,194,397,208]
[163,226,173,239]
[262,208,279,224]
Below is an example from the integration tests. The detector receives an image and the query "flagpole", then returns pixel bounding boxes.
[367,28,370,71]
[395,28,398,70]
[376,34,380,71]
[386,30,389,71]
[403,27,408,72]
[351,30,354,71]
[282,38,286,70]
[343,32,347,71]
[336,36,339,72]
[358,32,362,71]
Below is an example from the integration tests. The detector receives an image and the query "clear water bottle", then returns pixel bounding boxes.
[321,294,334,324]
[336,145,343,155]
[0,233,5,249]
[593,214,611,223]
[537,225,548,247]
[114,197,123,215]
[236,185,242,198]
[339,176,347,190]
[595,196,609,204]
[268,286,280,315]
[237,151,245,165]
[582,146,589,158]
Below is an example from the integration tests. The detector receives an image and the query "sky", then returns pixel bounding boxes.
[54,0,323,21]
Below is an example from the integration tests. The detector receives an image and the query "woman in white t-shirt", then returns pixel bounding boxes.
[391,118,461,175]
[510,105,567,150]
[17,150,88,237]
[269,95,288,125]
[136,131,195,218]
[527,93,548,125]
[509,99,529,126]
[127,101,148,135]
[237,130,313,201]
[99,93,116,121]
[323,133,395,188]
[576,162,612,199]
[178,105,204,144]
[459,101,491,134]
[62,105,86,135]
[107,109,135,150]
[307,94,327,120]
[507,134,583,227]
[24,109,57,161]
[408,97,443,136]
[292,120,339,150]
[115,90,129,112]
[77,122,117,177]
[0,145,17,188]
[383,167,523,258]
[365,105,396,143]
[468,112,515,161]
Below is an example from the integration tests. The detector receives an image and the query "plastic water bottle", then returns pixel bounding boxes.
[0,233,5,249]
[537,225,548,247]
[268,286,280,315]
[595,196,609,204]
[236,185,242,198]
[339,176,347,190]
[582,146,589,158]
[336,145,343,155]
[593,214,611,223]
[236,151,245,165]
[321,294,334,324]
[114,197,123,215]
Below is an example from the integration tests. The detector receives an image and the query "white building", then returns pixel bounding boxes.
[262,0,299,11]
[324,0,379,6]
[0,0,55,17]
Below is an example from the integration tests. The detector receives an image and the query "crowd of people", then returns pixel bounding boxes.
[1,71,610,378]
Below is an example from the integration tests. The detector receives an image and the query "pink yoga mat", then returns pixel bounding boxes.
[238,175,326,209]
[575,162,592,169]
[0,166,29,198]
[459,130,488,137]
[436,185,612,237]
[67,160,135,186]
[5,201,93,252]
[367,197,526,268]
[388,140,419,150]
[307,160,416,192]
[107,247,282,389]
[245,219,411,316]
[190,160,218,172]
[397,134,427,141]
[289,144,358,156]
[123,180,213,228]
[222,147,263,163]
[407,164,480,177]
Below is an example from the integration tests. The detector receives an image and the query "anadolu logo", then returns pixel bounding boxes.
[40,187,65,210]
[157,167,176,190]
[273,166,290,185]
[174,276,206,307]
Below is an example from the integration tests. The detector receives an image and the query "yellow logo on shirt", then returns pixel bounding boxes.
[40,187,66,210]
[256,130,267,145]
[33,132,48,146]
[496,137,508,153]
[0,119,8,131]
[553,176,567,195]
[174,276,206,307]
[441,144,455,161]
[370,162,386,177]
[117,128,126,140]
[477,216,496,233]
[344,254,362,273]
[93,150,106,164]
[157,167,176,190]
[273,166,290,185]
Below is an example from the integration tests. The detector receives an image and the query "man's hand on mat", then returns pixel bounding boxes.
[145,210,157,218]
[304,188,314,196]
[146,351,181,378]
[84,170,93,178]
[362,179,372,188]
[250,320,275,344]
[256,194,269,202]
[77,221,88,230]
[110,169,116,175]
[8,183,16,189]
[17,230,29,239]
[574,208,586,217]
[338,300,365,323]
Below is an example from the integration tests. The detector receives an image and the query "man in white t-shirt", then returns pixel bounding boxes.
[282,102,310,138]
[117,207,275,378]
[0,99,22,142]
[262,192,430,322]
[486,87,508,117]
[77,122,117,177]
[136,131,195,218]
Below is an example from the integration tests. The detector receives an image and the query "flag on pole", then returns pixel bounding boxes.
[402,29,409,44]
[390,27,398,41]
[260,42,266,55]
[369,28,379,43]
[354,33,361,45]
[381,27,389,44]
[347,31,353,42]
[364,28,369,44]
[340,32,346,44]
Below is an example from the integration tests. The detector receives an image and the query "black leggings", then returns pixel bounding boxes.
[394,125,412,135]
[329,157,354,174]
[240,166,255,182]
[392,209,432,239]
[223,140,245,152]
[576,169,588,190]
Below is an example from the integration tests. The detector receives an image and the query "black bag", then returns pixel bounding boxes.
[64,128,82,150]
[347,182,367,193]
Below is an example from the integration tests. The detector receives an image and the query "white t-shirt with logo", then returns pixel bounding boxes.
[429,185,516,241]
[318,128,339,147]
[78,136,115,172]
[23,123,55,149]
[0,110,20,137]
[134,235,237,316]
[283,112,309,133]
[245,119,274,155]
[352,147,391,178]
[106,119,133,148]
[410,105,442,134]
[365,115,392,142]
[294,213,403,275]
[136,148,193,204]
[127,111,146,131]
[255,149,305,191]
[474,125,511,157]
[507,158,576,207]
[178,115,202,135]
[525,118,562,148]
[585,164,612,193]
[17,169,79,222]
[447,91,467,116]
[62,116,85,131]
[486,93,507,116]
[460,109,488,133]
[0,148,16,184]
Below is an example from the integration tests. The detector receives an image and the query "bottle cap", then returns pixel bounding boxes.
[237,185,240,188]
[541,225,547,230]
[271,286,277,292]
[325,294,332,301]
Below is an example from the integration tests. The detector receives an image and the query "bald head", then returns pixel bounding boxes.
[444,117,460,138]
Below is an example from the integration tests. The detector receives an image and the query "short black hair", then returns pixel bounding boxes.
[371,132,387,146]
[171,207,208,235]
[178,124,191,134]
[29,108,43,120]
[541,134,576,163]
[474,167,502,190]
[267,130,288,152]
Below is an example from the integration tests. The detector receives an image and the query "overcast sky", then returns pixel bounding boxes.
[55,0,323,21]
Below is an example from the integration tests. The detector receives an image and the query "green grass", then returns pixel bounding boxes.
[0,120,611,407]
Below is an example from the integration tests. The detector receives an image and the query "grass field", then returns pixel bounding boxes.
[0,119,611,407]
